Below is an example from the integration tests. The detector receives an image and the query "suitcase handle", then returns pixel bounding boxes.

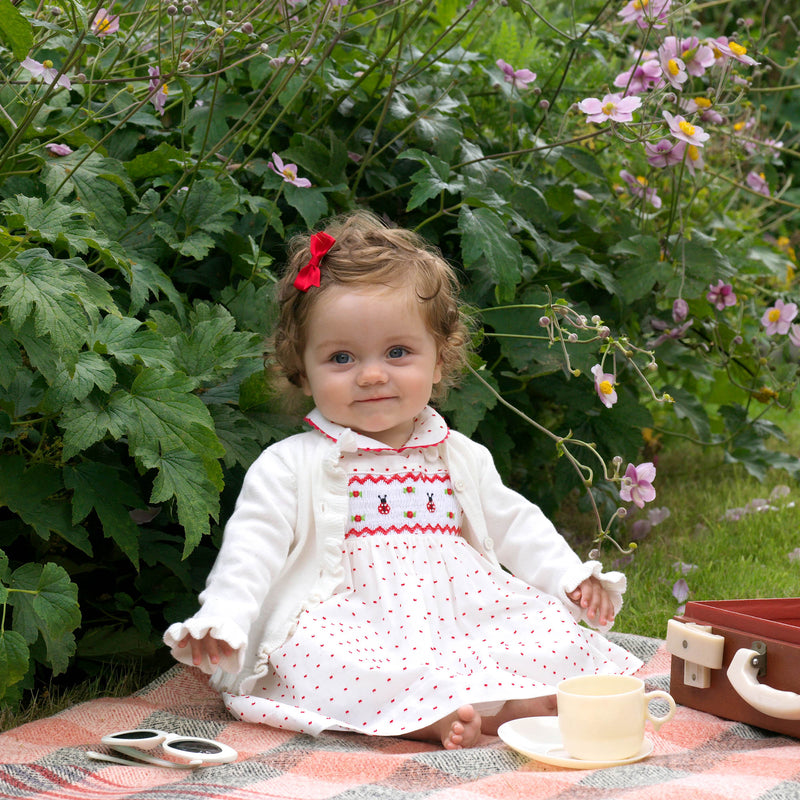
[727,648,800,720]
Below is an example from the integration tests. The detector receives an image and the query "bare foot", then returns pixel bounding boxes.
[403,705,484,749]
[441,705,483,750]
[481,695,557,736]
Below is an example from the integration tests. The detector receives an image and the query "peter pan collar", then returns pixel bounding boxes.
[304,405,450,452]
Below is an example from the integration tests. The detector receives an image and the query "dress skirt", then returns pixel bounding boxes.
[223,529,641,736]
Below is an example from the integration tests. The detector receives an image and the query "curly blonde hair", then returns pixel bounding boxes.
[272,211,470,400]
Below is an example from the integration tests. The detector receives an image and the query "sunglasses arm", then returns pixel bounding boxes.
[87,747,202,769]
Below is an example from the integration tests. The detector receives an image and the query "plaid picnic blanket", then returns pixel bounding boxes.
[1,632,799,800]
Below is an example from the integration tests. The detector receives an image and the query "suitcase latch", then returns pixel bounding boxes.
[749,641,767,677]
[666,619,725,689]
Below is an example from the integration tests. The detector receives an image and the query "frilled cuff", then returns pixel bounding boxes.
[163,618,246,675]
[558,560,627,632]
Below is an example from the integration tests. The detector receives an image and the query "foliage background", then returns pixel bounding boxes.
[0,0,798,704]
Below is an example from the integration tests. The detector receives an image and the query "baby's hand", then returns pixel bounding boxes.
[567,577,615,627]
[177,632,235,667]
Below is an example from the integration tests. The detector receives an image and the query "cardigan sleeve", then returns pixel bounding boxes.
[163,446,299,675]
[457,435,625,631]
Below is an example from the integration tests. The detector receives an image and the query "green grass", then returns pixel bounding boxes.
[0,661,164,733]
[611,430,800,639]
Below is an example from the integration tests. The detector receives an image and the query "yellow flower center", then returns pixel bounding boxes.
[633,0,648,8]
[667,59,680,76]
[768,308,781,323]
[679,120,696,137]
[599,380,614,395]
[694,97,712,108]
[729,41,747,56]
[282,168,295,179]
[161,84,169,96]
[733,120,745,131]
[636,175,648,186]
[43,59,54,69]
[687,144,699,161]
[601,101,616,116]
[96,16,112,32]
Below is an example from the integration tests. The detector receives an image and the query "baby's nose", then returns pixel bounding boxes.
[357,361,388,385]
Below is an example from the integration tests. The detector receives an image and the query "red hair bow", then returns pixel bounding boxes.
[293,232,336,292]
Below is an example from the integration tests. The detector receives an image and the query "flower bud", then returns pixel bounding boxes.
[612,455,623,468]
[225,9,234,17]
[167,4,178,14]
[567,332,578,343]
[598,326,610,338]
[241,21,254,34]
[589,548,600,560]
[591,315,602,325]
[179,61,190,71]
[538,315,551,327]
[538,99,549,110]
[260,42,269,53]
[617,507,628,519]
[672,297,689,323]
[182,4,192,14]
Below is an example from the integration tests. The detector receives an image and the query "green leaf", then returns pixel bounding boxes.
[0,630,29,701]
[163,302,263,387]
[666,384,711,441]
[59,396,129,459]
[151,220,216,259]
[458,206,523,301]
[146,448,220,555]
[210,404,264,469]
[92,315,174,368]
[0,0,33,60]
[48,350,116,404]
[0,249,102,354]
[9,562,81,646]
[42,148,135,238]
[0,320,22,389]
[64,463,142,566]
[109,368,224,460]
[127,256,185,319]
[399,149,463,211]
[0,455,91,552]
[438,368,498,437]
[284,183,328,228]
[1,195,98,256]
[125,142,191,180]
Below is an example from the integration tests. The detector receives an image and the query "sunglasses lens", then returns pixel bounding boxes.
[170,739,224,755]
[112,730,160,740]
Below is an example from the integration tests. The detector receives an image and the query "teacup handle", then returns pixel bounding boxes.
[644,690,676,731]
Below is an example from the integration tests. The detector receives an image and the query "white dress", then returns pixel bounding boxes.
[223,413,640,736]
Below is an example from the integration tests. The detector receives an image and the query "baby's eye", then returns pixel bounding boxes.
[331,352,353,365]
[387,346,408,359]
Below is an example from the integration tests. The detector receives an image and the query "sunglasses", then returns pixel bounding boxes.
[86,728,238,769]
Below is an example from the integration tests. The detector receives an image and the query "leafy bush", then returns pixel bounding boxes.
[0,0,797,704]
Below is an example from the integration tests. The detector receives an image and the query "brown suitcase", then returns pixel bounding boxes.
[667,598,800,739]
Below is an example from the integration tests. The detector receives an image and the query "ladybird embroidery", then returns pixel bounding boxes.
[426,493,436,513]
[378,495,390,514]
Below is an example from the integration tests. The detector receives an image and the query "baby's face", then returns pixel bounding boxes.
[299,284,441,449]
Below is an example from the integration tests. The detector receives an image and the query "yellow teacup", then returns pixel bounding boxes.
[557,674,675,761]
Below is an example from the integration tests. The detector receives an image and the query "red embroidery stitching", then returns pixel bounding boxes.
[345,524,461,538]
[348,473,450,486]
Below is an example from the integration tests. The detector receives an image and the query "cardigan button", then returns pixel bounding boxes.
[483,537,494,551]
[453,479,466,492]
